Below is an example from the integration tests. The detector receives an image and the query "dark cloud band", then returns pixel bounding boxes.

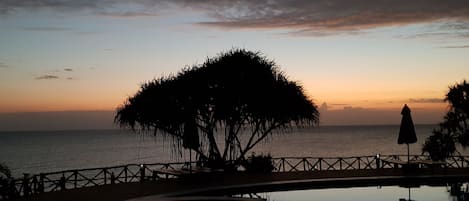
[409,98,444,103]
[194,0,469,33]
[2,0,469,35]
[441,45,469,48]
[35,75,59,80]
[0,62,9,68]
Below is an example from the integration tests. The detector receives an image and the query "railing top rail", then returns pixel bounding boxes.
[39,164,141,176]
[273,155,469,159]
[36,162,193,176]
[17,155,469,178]
[272,155,377,160]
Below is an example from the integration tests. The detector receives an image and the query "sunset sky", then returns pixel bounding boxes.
[1,0,469,129]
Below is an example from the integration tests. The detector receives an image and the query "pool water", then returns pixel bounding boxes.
[254,185,457,201]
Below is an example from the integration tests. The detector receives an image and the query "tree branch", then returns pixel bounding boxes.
[237,121,283,163]
[242,119,262,155]
[247,122,282,151]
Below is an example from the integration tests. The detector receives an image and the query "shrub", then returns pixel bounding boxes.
[422,130,456,161]
[242,153,274,173]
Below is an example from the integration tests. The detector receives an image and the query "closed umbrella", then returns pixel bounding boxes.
[398,104,417,162]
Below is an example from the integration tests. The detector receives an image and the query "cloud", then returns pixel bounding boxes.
[441,45,469,48]
[2,0,469,36]
[190,0,469,34]
[409,98,444,103]
[0,0,102,14]
[64,68,73,72]
[97,11,159,18]
[320,106,446,125]
[21,26,71,32]
[35,75,59,80]
[0,111,117,131]
[0,0,164,18]
[330,104,351,106]
[0,62,9,68]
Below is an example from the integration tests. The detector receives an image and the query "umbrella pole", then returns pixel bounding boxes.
[189,149,192,174]
[408,187,411,201]
[407,143,410,163]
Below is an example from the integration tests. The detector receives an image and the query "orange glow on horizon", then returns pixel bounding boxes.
[0,93,449,114]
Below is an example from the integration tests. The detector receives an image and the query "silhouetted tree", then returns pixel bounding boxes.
[423,80,469,160]
[115,49,319,169]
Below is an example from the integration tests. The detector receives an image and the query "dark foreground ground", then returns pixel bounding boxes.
[14,168,469,201]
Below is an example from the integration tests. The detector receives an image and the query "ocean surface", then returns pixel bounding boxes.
[1,124,467,177]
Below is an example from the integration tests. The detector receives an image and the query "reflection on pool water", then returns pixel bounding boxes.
[254,186,456,201]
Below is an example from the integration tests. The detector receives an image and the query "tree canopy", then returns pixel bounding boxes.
[423,80,469,161]
[115,49,319,168]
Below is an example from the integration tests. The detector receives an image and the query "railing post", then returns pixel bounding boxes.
[9,179,18,198]
[111,172,116,185]
[103,168,107,184]
[140,164,145,182]
[303,158,306,171]
[73,170,78,189]
[318,158,322,170]
[461,156,464,168]
[357,157,361,169]
[282,158,285,172]
[22,173,30,196]
[38,174,44,193]
[124,166,128,183]
[59,175,66,191]
[462,157,469,167]
[6,179,19,199]
[31,176,38,194]
[376,155,381,169]
[152,170,157,181]
[339,158,342,170]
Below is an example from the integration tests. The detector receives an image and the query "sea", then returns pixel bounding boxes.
[0,124,467,178]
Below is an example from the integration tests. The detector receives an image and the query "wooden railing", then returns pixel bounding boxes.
[272,155,469,172]
[2,162,193,199]
[2,155,469,199]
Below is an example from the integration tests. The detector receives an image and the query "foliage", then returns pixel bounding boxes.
[423,80,469,160]
[242,153,275,173]
[422,129,456,161]
[0,163,12,200]
[0,163,11,179]
[115,49,319,169]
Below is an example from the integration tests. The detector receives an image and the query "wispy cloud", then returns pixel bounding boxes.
[35,75,59,80]
[409,98,444,103]
[2,0,469,37]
